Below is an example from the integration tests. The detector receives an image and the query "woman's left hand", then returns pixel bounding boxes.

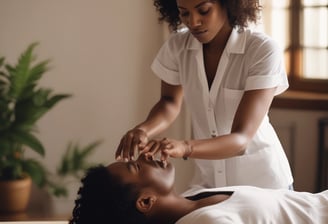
[144,138,188,161]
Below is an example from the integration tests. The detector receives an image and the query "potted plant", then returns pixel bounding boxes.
[0,43,71,212]
[49,140,103,197]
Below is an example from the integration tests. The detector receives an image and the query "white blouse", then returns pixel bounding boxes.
[151,28,293,190]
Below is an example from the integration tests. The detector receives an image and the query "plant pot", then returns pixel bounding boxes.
[0,176,32,213]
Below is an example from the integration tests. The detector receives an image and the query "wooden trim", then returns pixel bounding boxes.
[272,90,328,111]
[289,76,328,93]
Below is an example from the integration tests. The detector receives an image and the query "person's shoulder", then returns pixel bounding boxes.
[245,29,271,40]
[244,29,282,53]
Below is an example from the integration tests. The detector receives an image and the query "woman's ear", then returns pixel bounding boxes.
[136,193,157,214]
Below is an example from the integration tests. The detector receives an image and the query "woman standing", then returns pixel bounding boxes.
[116,0,293,191]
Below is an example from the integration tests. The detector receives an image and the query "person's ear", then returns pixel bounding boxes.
[136,193,157,214]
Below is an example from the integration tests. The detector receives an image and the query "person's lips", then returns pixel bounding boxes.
[134,162,140,171]
[191,29,207,37]
[147,158,168,169]
[159,160,168,168]
[153,159,167,168]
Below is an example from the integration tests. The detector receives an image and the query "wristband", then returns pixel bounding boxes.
[183,141,193,160]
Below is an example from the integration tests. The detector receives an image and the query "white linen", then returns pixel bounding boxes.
[177,186,328,224]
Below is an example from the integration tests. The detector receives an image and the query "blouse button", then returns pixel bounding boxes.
[211,130,217,138]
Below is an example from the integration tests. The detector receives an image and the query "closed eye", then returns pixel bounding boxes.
[127,163,136,173]
[127,162,140,173]
[199,8,210,15]
[135,163,140,171]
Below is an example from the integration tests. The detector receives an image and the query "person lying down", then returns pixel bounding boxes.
[69,154,328,224]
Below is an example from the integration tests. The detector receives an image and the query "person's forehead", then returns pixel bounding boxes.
[177,0,213,7]
[107,162,128,174]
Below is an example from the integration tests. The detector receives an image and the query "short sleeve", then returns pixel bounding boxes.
[151,34,181,85]
[245,37,289,96]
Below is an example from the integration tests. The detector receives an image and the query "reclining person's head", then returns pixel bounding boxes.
[69,154,175,224]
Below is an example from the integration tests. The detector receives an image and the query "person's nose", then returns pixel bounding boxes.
[187,13,202,28]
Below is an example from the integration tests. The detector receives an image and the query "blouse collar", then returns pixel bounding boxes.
[186,27,247,54]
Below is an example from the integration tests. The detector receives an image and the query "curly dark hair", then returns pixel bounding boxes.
[69,165,148,224]
[153,0,262,31]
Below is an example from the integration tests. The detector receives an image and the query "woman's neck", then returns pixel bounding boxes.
[203,22,233,53]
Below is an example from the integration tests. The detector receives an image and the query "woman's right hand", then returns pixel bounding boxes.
[115,128,149,161]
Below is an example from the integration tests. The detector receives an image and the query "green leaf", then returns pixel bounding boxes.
[0,71,9,81]
[45,94,72,108]
[57,140,102,177]
[5,64,15,75]
[14,99,48,127]
[0,159,24,180]
[26,60,50,84]
[0,138,15,156]
[22,159,47,187]
[10,129,45,156]
[13,92,71,127]
[0,57,5,67]
[8,42,39,100]
[46,181,68,197]
[33,88,51,106]
[80,140,102,158]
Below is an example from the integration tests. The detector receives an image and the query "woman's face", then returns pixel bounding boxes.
[176,0,229,43]
[107,154,175,195]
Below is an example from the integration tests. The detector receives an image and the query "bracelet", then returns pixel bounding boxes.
[183,141,193,160]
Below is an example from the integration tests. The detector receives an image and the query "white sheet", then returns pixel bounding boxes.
[177,186,328,224]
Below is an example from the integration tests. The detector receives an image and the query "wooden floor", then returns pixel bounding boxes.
[0,209,70,222]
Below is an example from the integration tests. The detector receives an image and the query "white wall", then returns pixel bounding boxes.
[0,0,161,164]
[269,108,328,192]
[0,0,193,215]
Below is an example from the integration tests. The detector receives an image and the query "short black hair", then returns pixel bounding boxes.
[153,0,262,31]
[69,165,148,224]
